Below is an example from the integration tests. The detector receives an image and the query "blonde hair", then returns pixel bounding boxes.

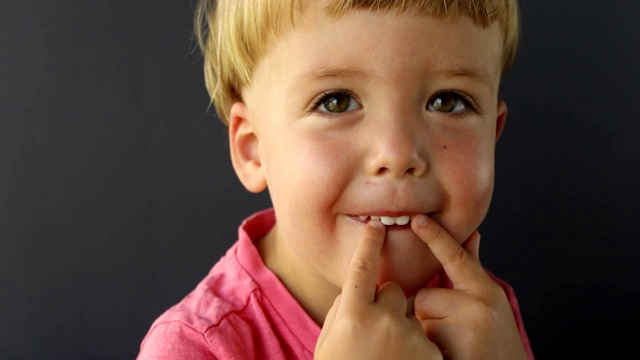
[194,0,520,124]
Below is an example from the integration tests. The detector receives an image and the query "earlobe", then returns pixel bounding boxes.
[495,99,508,142]
[228,102,267,193]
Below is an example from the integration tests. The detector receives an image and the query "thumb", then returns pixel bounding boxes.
[462,230,481,261]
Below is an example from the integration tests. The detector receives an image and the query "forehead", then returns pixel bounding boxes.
[298,0,497,19]
[250,7,504,96]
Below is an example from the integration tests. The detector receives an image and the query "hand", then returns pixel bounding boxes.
[315,220,442,360]
[411,214,529,360]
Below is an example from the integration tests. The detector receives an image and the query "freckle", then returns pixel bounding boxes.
[443,145,447,149]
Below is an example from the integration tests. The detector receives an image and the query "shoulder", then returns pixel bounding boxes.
[177,243,260,324]
[137,312,260,360]
[140,240,258,359]
[138,243,264,359]
[137,210,314,359]
[136,319,216,360]
[137,282,278,359]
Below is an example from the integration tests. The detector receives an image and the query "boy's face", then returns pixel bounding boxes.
[232,3,506,301]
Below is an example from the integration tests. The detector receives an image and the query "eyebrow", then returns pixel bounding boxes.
[290,66,368,92]
[437,66,497,88]
[290,65,496,93]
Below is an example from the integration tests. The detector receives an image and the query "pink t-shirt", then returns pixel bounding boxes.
[137,208,534,359]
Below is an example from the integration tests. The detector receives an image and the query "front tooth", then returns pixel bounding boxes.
[370,215,380,221]
[358,215,368,221]
[395,216,410,225]
[380,216,395,226]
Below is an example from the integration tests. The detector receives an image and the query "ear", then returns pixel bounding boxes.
[228,102,267,193]
[495,99,508,142]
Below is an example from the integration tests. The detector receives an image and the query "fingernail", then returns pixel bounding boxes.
[369,219,385,230]
[414,214,427,227]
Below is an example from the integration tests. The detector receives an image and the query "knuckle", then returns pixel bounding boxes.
[432,225,446,242]
[484,281,509,306]
[350,258,374,273]
[450,243,468,265]
[467,302,493,324]
[486,280,506,298]
[460,330,483,352]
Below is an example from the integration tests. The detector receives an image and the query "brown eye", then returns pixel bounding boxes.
[428,92,468,113]
[315,92,360,113]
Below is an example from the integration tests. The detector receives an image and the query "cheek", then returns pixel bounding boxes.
[437,140,496,233]
[263,133,353,214]
[261,136,359,288]
[458,150,494,200]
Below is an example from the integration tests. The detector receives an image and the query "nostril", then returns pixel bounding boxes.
[375,165,424,177]
[376,167,390,175]
[371,153,427,177]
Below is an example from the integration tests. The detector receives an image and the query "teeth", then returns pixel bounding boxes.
[359,215,411,226]
[380,216,395,225]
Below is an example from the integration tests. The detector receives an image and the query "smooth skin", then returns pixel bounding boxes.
[410,215,528,359]
[316,219,442,359]
[228,2,528,358]
[315,217,528,359]
[231,6,508,326]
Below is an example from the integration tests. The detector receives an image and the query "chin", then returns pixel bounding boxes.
[376,254,442,297]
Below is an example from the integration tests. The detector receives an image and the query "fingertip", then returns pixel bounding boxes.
[368,218,385,230]
[412,214,428,227]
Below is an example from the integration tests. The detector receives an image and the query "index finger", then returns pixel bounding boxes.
[341,219,387,308]
[411,214,491,289]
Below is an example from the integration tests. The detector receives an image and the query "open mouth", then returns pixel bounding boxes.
[352,215,411,226]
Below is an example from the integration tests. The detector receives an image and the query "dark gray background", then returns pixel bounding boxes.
[2,1,638,358]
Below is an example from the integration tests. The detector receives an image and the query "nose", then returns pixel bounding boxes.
[365,117,428,178]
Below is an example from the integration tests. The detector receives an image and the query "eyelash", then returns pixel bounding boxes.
[306,89,480,117]
[307,90,360,117]
[427,90,480,115]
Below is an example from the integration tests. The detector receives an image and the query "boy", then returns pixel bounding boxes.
[138,0,534,358]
